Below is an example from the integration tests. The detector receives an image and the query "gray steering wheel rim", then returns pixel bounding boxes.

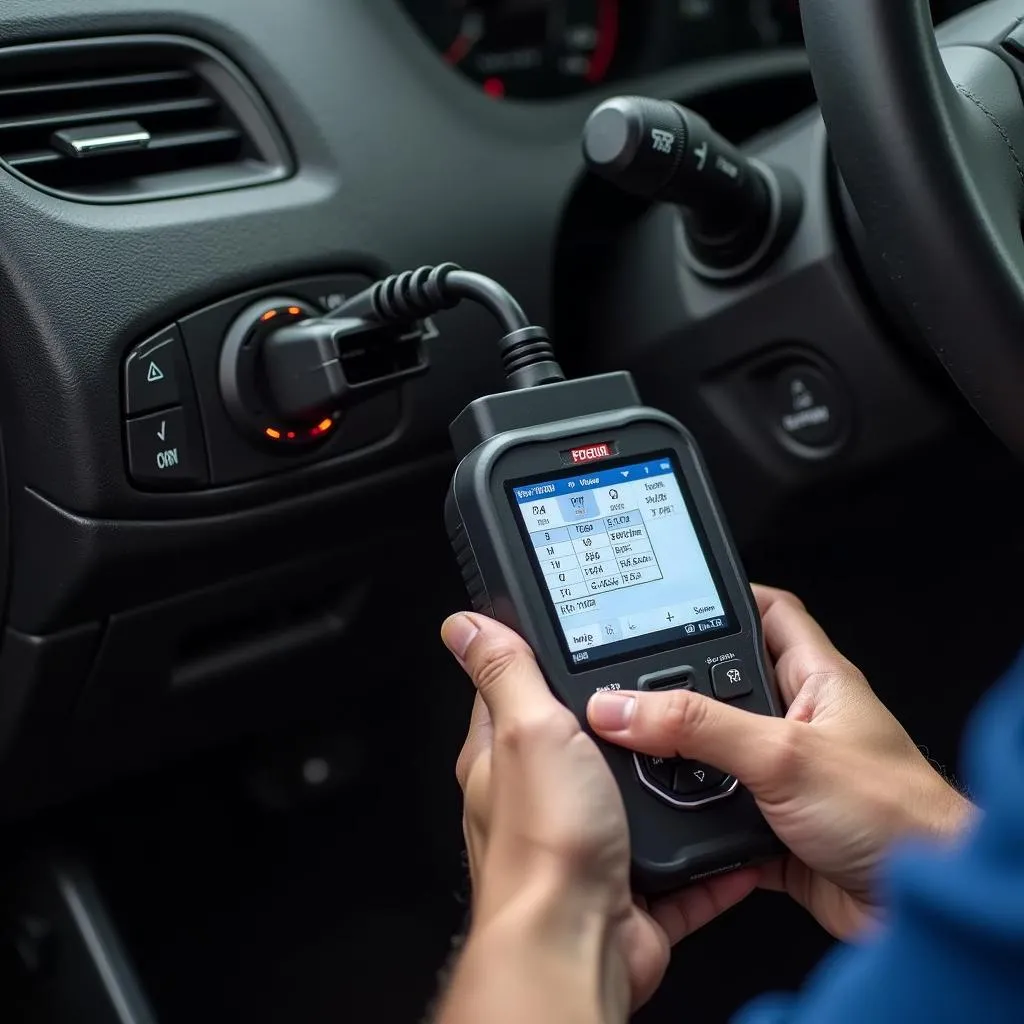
[802,0,1024,457]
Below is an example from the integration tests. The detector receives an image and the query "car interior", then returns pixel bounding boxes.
[2,0,1024,1021]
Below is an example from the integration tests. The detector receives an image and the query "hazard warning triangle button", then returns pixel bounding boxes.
[124,326,182,415]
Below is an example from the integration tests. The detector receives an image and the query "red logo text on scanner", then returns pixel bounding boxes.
[568,443,614,465]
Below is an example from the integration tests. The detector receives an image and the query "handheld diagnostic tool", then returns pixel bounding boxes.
[445,372,783,893]
[269,261,784,893]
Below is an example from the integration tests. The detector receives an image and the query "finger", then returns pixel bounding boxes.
[649,867,760,945]
[619,907,671,1011]
[441,613,563,724]
[755,857,788,893]
[588,687,801,795]
[455,694,493,791]
[756,856,860,936]
[462,745,492,839]
[755,586,834,662]
[752,583,797,619]
[753,586,850,707]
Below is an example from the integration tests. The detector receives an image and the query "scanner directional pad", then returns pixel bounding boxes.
[634,665,736,807]
[641,755,679,790]
[672,760,727,796]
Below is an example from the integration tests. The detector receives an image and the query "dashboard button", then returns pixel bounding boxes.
[125,327,184,415]
[672,761,728,797]
[711,659,753,701]
[126,407,205,490]
[769,364,846,451]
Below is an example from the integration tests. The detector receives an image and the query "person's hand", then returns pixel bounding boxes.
[587,586,974,940]
[440,613,760,1021]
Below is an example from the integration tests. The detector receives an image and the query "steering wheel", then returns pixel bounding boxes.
[802,0,1024,458]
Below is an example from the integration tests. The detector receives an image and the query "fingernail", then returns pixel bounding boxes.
[442,614,480,662]
[588,692,636,732]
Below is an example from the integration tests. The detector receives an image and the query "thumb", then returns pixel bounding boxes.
[588,688,803,798]
[441,612,564,724]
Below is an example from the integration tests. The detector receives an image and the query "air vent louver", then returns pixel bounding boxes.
[0,35,292,202]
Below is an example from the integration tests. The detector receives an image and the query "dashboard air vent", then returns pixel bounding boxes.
[0,35,292,202]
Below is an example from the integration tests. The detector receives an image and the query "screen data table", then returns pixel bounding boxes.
[512,457,731,662]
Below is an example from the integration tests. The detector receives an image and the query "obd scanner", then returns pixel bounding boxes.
[446,371,783,893]
[275,262,784,892]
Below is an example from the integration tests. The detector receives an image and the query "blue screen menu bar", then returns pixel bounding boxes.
[512,459,674,503]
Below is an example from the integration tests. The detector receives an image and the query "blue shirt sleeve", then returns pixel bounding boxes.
[734,650,1024,1024]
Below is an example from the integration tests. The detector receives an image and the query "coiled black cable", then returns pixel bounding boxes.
[332,263,564,390]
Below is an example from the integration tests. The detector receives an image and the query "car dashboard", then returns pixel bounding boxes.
[398,0,978,99]
[0,1,1018,1023]
[0,0,992,828]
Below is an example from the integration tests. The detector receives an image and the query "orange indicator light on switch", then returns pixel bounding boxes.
[265,427,282,440]
[287,306,302,316]
[259,309,278,322]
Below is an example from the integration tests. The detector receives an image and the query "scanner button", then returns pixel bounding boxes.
[711,659,753,701]
[641,756,679,791]
[638,666,695,692]
[672,761,728,796]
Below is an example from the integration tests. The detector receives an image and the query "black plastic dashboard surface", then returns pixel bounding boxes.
[0,0,815,626]
[398,0,807,99]
[0,0,992,823]
[0,0,820,824]
[396,0,981,99]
